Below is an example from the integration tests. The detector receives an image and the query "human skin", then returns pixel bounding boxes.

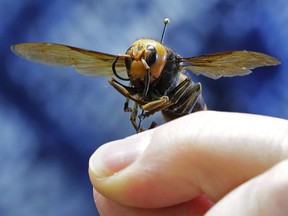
[88,111,288,215]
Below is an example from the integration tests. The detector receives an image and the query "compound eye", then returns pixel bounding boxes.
[145,45,158,67]
[125,46,133,69]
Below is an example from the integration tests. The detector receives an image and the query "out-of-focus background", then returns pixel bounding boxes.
[1,0,287,215]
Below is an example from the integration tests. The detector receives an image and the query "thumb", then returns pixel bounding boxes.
[89,111,288,208]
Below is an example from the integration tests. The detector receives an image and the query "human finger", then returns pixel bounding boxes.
[94,189,213,216]
[206,160,288,216]
[89,111,288,208]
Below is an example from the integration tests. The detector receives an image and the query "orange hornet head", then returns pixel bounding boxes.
[125,39,167,88]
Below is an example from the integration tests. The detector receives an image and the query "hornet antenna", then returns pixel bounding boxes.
[160,18,170,43]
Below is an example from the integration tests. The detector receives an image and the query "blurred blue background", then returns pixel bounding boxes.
[1,0,287,215]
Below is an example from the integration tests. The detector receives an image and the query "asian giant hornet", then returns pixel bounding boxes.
[11,18,280,132]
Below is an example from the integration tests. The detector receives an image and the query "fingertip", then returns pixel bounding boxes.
[89,133,151,178]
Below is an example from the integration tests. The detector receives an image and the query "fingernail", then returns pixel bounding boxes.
[89,132,151,177]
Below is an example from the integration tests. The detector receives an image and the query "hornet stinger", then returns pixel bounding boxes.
[11,18,280,132]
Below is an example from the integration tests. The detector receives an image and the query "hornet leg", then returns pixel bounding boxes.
[161,82,203,121]
[140,78,192,117]
[108,77,145,105]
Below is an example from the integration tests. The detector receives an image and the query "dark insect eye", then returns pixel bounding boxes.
[125,58,131,70]
[145,45,158,67]
[167,53,175,61]
[125,46,133,69]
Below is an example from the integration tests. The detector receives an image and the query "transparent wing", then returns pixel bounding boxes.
[181,50,280,79]
[11,43,127,76]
